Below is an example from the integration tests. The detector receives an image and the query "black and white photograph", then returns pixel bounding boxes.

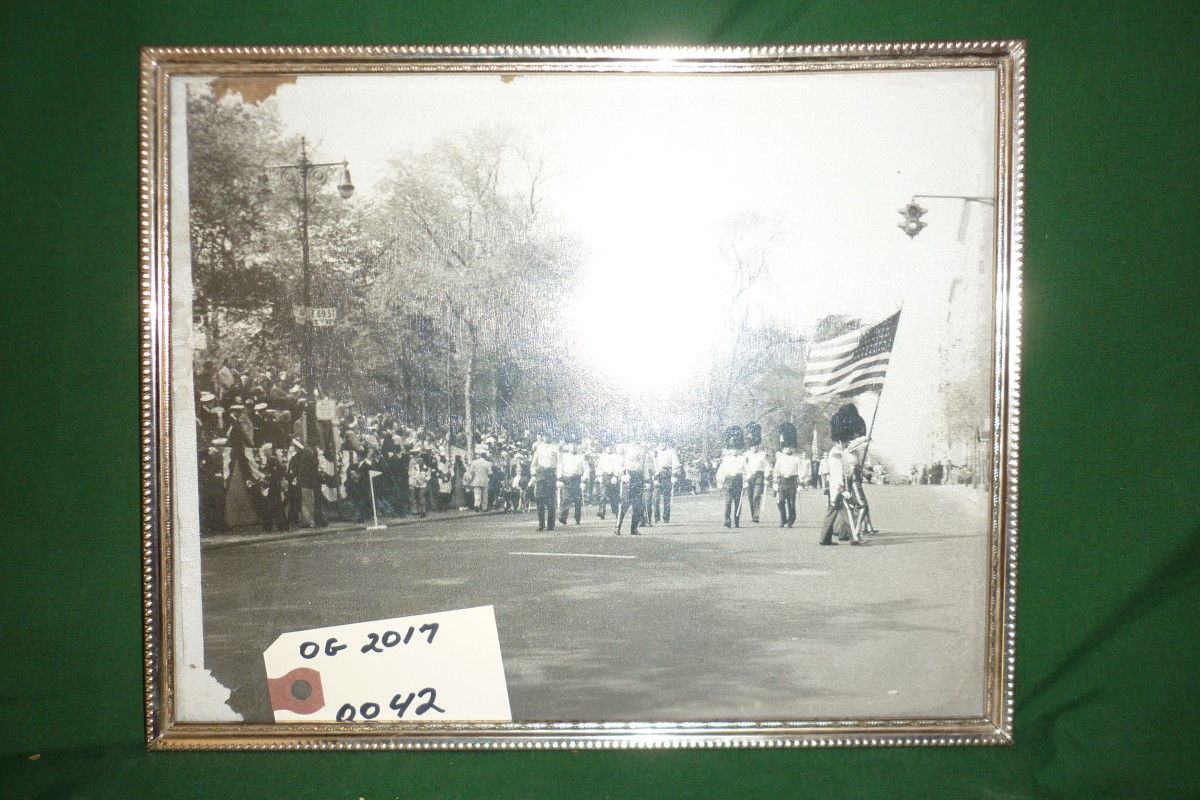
[144,44,1023,748]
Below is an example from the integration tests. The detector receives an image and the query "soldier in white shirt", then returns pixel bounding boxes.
[743,422,770,523]
[640,443,657,529]
[819,442,865,545]
[615,441,646,535]
[531,433,560,531]
[595,443,622,520]
[715,426,747,528]
[653,438,682,523]
[557,440,588,525]
[831,403,875,535]
[772,422,803,528]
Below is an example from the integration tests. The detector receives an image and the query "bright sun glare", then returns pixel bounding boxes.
[568,254,724,397]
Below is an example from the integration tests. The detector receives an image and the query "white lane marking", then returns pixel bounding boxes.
[508,552,637,560]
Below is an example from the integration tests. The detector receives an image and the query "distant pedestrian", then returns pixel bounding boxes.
[409,455,430,517]
[468,450,492,511]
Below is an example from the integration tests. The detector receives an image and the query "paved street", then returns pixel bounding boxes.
[201,484,989,723]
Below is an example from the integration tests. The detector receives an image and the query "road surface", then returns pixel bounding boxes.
[200,484,990,722]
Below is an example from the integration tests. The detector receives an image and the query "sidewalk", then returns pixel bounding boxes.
[200,507,511,549]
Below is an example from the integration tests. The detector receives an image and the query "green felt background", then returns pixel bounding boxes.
[2,1,1198,797]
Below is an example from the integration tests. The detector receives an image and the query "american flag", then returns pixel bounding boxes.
[804,310,901,398]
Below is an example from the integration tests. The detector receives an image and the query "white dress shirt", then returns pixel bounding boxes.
[654,447,681,472]
[559,451,587,478]
[773,451,804,479]
[744,448,770,475]
[716,453,747,484]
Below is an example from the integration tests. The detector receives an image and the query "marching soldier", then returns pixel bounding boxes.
[558,439,587,526]
[653,437,681,523]
[615,441,646,535]
[716,426,747,528]
[532,432,560,531]
[596,442,622,520]
[773,422,803,528]
[640,441,656,529]
[743,422,769,523]
[830,403,876,535]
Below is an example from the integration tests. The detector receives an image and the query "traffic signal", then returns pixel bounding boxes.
[898,202,928,238]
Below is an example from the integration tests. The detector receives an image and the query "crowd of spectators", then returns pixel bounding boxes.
[901,461,975,486]
[192,360,724,535]
[192,360,970,536]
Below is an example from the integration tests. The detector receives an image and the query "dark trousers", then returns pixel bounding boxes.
[558,475,583,524]
[598,476,619,519]
[723,475,744,526]
[617,472,645,534]
[534,467,556,530]
[776,475,798,526]
[412,484,427,516]
[654,469,673,522]
[746,471,766,521]
[263,489,289,531]
[820,495,859,543]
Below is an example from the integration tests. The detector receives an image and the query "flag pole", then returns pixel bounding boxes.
[860,305,902,465]
[856,306,901,538]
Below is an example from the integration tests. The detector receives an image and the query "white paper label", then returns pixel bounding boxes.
[263,605,511,722]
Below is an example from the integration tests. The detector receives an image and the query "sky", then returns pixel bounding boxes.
[185,66,1000,465]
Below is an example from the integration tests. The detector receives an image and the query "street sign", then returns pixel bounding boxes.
[315,398,336,421]
[312,307,337,326]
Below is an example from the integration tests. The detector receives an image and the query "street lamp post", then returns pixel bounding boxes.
[260,137,354,440]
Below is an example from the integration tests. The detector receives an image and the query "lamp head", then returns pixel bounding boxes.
[337,163,354,199]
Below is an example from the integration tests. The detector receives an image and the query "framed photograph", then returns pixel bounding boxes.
[141,41,1024,750]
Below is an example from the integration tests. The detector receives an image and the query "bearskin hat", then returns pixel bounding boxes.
[724,425,745,450]
[830,403,867,445]
[746,422,762,448]
[778,421,798,449]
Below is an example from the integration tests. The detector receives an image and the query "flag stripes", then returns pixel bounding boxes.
[804,310,901,397]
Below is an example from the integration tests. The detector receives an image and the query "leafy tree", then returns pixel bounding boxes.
[185,85,293,361]
[700,213,791,445]
[369,127,583,456]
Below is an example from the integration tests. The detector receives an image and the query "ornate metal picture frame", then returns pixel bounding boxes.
[141,41,1024,750]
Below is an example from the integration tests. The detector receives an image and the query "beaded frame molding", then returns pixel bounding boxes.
[140,41,1024,750]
